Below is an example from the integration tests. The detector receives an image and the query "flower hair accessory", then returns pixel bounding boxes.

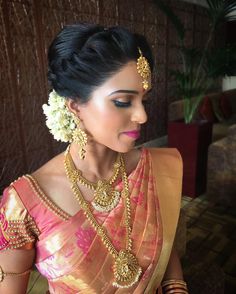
[42,90,76,142]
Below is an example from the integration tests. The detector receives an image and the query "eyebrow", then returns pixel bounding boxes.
[108,90,139,96]
[108,88,152,96]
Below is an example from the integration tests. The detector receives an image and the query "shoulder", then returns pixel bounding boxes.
[1,181,24,209]
[145,147,183,179]
[1,176,37,216]
[1,178,37,226]
[30,151,66,190]
[31,151,65,179]
[3,176,30,201]
[1,152,65,211]
[3,151,64,197]
[146,147,182,161]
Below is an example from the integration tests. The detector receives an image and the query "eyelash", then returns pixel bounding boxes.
[113,99,150,108]
[113,100,131,108]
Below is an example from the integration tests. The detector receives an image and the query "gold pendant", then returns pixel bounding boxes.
[92,180,121,212]
[113,250,142,288]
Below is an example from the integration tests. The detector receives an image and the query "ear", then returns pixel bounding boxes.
[66,99,82,119]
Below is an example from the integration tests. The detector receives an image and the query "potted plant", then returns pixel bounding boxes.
[154,0,236,197]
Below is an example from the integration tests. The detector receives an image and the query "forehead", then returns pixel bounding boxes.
[93,61,151,96]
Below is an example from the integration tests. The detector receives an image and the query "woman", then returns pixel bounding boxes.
[0,23,188,293]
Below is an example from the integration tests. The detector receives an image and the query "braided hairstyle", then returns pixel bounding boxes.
[48,23,153,103]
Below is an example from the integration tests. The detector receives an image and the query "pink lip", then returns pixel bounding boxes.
[122,130,140,139]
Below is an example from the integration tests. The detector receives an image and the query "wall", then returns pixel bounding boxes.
[222,77,236,91]
[0,0,212,192]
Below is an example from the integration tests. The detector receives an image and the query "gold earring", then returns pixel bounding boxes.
[72,116,88,160]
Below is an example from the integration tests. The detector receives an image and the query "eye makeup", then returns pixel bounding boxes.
[113,100,131,108]
[111,88,152,108]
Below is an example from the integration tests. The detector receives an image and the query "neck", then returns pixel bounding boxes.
[69,142,120,180]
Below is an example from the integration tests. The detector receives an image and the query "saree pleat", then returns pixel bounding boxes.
[126,152,162,294]
[5,148,181,293]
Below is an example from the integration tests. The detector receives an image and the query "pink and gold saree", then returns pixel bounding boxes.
[0,148,182,293]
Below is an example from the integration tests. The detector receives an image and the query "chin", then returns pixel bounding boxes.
[116,142,135,154]
[102,139,135,154]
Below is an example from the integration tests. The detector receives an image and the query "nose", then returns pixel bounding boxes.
[131,102,148,124]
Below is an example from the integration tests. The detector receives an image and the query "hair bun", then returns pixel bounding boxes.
[47,23,153,102]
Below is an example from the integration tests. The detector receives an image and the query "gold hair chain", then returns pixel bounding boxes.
[64,146,142,288]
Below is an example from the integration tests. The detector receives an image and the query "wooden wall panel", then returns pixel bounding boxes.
[0,0,217,192]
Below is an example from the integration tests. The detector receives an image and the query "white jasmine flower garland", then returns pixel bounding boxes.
[42,90,76,142]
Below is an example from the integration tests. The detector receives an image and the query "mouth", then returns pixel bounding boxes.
[122,130,140,139]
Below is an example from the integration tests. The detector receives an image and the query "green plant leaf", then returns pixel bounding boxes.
[153,0,236,123]
[206,0,236,27]
[153,0,185,41]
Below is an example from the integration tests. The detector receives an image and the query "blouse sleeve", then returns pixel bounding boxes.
[0,185,40,251]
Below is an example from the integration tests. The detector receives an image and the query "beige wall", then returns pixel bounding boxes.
[222,77,236,91]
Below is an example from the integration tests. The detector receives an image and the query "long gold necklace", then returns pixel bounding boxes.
[64,146,142,288]
[66,150,121,212]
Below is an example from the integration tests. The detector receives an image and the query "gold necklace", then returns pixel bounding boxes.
[64,147,142,288]
[66,150,121,212]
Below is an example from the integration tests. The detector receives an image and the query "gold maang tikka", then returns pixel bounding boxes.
[136,48,151,90]
[72,115,88,160]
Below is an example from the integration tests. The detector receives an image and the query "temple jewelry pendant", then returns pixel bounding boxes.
[112,250,142,288]
[92,180,121,212]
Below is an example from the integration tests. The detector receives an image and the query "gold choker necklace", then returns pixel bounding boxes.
[64,146,142,288]
[65,150,121,212]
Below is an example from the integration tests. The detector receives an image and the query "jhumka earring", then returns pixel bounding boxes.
[136,47,151,90]
[72,116,88,160]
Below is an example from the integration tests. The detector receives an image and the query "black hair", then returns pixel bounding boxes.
[48,23,153,102]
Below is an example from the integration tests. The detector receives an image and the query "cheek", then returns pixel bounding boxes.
[97,111,125,134]
[86,104,128,130]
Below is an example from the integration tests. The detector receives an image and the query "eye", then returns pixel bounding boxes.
[113,100,131,108]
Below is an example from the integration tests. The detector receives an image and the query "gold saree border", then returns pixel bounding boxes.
[144,148,183,293]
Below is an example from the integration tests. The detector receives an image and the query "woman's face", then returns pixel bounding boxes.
[75,61,152,153]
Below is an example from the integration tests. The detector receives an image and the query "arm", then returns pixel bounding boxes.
[163,246,184,280]
[161,246,189,293]
[0,248,35,294]
[0,184,39,293]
